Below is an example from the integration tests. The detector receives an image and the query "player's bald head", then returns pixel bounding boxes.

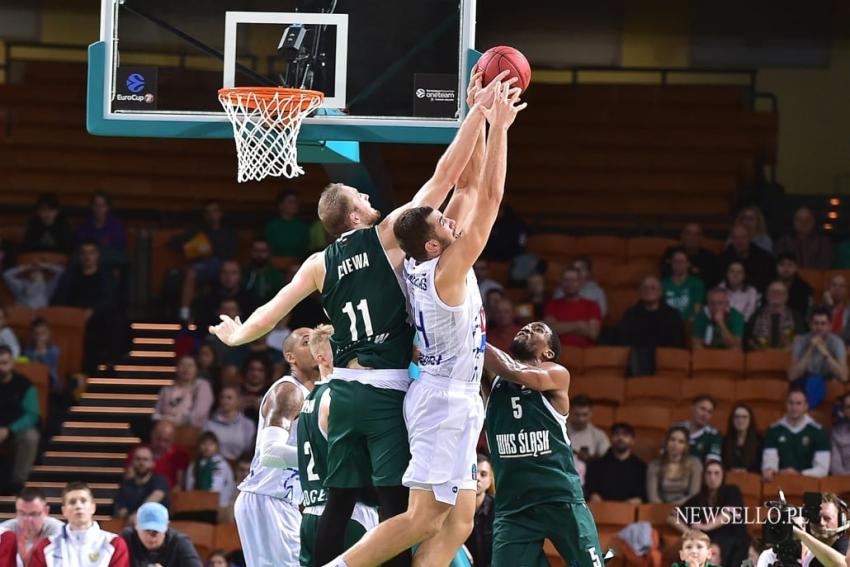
[283,327,312,354]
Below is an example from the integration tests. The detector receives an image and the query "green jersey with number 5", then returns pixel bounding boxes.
[321,227,414,370]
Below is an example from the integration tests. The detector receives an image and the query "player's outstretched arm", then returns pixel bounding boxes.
[257,382,304,469]
[484,342,570,393]
[209,252,323,346]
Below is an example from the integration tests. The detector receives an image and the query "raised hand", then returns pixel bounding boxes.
[481,80,527,128]
[474,70,515,108]
[209,314,243,346]
[466,67,483,108]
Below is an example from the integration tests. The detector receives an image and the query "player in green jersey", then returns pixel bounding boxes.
[483,322,605,567]
[210,69,509,566]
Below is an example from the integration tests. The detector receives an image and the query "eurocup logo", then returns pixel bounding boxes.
[126,73,145,93]
[415,88,426,99]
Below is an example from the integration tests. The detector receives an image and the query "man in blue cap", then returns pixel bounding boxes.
[122,502,202,567]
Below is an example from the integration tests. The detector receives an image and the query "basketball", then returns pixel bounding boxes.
[476,45,531,93]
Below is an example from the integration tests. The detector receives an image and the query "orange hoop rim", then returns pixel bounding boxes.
[217,86,324,110]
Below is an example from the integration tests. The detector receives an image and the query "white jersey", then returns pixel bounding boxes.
[239,375,310,505]
[404,256,486,384]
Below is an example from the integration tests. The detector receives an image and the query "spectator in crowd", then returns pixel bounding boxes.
[3,261,64,309]
[776,253,814,316]
[23,318,62,389]
[243,239,285,305]
[586,422,647,503]
[0,306,21,359]
[51,240,125,371]
[192,261,259,332]
[567,395,611,461]
[22,194,72,255]
[720,223,776,293]
[465,454,495,567]
[153,355,214,428]
[185,432,236,509]
[662,248,705,321]
[692,287,745,350]
[175,200,239,322]
[264,189,310,258]
[762,388,830,480]
[203,386,256,461]
[788,306,848,407]
[113,446,169,521]
[822,274,850,339]
[30,482,129,567]
[197,342,222,396]
[544,267,602,348]
[0,345,40,493]
[220,453,252,524]
[487,298,520,352]
[647,425,703,504]
[209,298,251,368]
[661,223,719,286]
[746,281,806,351]
[0,487,64,566]
[719,261,760,322]
[563,256,607,316]
[672,530,716,567]
[619,275,686,375]
[122,502,202,567]
[474,260,504,299]
[240,355,272,423]
[206,550,239,567]
[830,393,850,475]
[669,461,750,567]
[732,206,773,253]
[76,191,127,264]
[514,272,546,324]
[776,206,835,269]
[126,420,190,489]
[677,395,723,463]
[722,404,762,473]
[482,204,527,262]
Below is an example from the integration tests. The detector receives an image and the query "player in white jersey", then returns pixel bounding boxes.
[325,80,525,567]
[234,328,319,567]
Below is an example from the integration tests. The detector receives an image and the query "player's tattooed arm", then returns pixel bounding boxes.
[484,342,570,393]
[257,382,304,469]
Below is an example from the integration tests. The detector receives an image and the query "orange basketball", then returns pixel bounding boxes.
[476,45,531,93]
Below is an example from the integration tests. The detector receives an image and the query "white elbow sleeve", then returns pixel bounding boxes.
[258,426,298,469]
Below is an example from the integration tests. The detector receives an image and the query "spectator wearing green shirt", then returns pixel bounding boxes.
[762,388,830,480]
[676,395,723,463]
[0,345,40,493]
[264,189,310,258]
[243,239,285,304]
[692,287,745,350]
[663,248,705,321]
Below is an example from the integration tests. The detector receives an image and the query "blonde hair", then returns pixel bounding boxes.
[735,206,768,237]
[308,324,334,358]
[681,529,711,547]
[318,183,354,237]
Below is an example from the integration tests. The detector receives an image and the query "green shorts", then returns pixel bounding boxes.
[325,379,410,488]
[299,512,368,567]
[493,501,603,567]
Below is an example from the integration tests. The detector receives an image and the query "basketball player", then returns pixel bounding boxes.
[210,69,507,566]
[324,80,525,567]
[234,327,319,567]
[298,324,379,566]
[483,323,604,567]
[30,482,129,567]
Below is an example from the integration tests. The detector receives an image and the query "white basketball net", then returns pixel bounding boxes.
[218,88,324,182]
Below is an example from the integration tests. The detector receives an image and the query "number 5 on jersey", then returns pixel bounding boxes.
[342,299,373,341]
[511,397,522,419]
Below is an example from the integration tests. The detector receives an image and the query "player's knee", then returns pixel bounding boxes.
[448,513,474,542]
[407,508,449,541]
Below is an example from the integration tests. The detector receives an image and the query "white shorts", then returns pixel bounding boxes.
[402,374,484,505]
[235,490,301,567]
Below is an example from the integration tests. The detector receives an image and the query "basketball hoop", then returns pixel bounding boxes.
[218,87,324,182]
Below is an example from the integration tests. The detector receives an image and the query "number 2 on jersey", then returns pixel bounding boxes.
[303,442,319,481]
[342,299,374,341]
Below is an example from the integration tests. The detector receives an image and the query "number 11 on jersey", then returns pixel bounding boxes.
[342,299,373,341]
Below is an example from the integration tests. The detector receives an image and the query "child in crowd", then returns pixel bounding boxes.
[185,432,236,509]
[3,262,63,309]
[673,530,719,567]
[23,317,61,388]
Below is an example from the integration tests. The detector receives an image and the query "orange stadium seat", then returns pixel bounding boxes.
[762,475,820,505]
[583,346,630,377]
[99,518,127,534]
[626,237,678,264]
[589,500,637,548]
[734,379,788,409]
[798,269,825,299]
[214,523,242,554]
[14,362,49,420]
[725,471,762,509]
[170,490,220,523]
[526,234,577,261]
[574,236,628,262]
[603,261,658,290]
[654,348,691,378]
[170,522,214,561]
[15,251,69,267]
[562,346,586,375]
[624,376,682,407]
[37,306,87,381]
[592,405,615,430]
[637,502,680,565]
[701,239,726,255]
[820,476,850,500]
[487,261,511,285]
[174,425,202,459]
[544,260,568,288]
[614,405,671,437]
[570,375,624,406]
[750,406,783,434]
[631,430,665,463]
[691,349,744,380]
[681,377,736,405]
[745,350,791,381]
[604,289,637,327]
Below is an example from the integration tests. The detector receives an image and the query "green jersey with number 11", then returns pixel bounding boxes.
[321,227,414,370]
